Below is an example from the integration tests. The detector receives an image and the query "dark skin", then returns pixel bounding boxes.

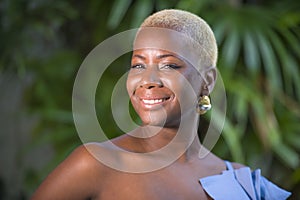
[31,144,243,200]
[31,35,244,200]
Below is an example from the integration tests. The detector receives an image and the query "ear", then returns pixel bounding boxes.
[201,67,216,95]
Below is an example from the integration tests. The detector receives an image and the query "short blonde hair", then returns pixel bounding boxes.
[140,9,218,69]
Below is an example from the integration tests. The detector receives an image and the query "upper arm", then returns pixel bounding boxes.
[31,145,103,200]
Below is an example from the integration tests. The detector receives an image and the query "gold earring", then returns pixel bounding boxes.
[197,96,211,115]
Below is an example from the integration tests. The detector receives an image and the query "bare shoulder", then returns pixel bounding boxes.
[31,144,107,200]
[54,143,105,174]
[69,143,102,165]
[231,162,247,169]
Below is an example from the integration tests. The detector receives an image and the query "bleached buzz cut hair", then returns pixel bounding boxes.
[140,9,218,69]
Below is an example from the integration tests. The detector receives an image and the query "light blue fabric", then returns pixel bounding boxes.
[199,161,291,200]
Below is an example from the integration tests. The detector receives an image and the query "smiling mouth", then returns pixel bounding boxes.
[141,97,171,105]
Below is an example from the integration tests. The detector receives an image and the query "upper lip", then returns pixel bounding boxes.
[133,88,173,105]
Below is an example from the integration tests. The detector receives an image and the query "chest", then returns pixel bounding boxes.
[96,170,212,200]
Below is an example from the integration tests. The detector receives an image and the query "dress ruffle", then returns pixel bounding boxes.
[199,162,291,200]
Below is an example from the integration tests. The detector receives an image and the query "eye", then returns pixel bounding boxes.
[160,64,181,70]
[131,64,145,69]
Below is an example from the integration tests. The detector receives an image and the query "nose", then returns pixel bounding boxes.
[139,67,163,89]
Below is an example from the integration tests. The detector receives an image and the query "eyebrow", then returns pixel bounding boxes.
[157,54,178,59]
[132,54,146,60]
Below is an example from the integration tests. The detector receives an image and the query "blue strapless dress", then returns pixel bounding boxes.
[199,161,291,200]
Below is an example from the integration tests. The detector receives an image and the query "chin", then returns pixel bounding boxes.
[140,117,166,127]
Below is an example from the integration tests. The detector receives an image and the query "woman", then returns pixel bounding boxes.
[31,9,291,200]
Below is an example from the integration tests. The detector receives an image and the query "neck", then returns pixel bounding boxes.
[128,112,201,162]
[98,112,204,173]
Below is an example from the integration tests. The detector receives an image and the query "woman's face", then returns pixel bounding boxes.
[127,48,203,127]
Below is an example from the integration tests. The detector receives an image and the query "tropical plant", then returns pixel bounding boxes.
[0,0,299,199]
[108,0,300,196]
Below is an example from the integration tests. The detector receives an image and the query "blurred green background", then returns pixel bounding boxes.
[0,0,299,199]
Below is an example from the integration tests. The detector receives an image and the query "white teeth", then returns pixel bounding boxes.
[142,98,164,104]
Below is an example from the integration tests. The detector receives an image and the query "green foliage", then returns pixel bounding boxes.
[1,0,299,199]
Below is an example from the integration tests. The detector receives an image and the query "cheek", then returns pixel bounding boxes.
[173,72,202,95]
[184,65,203,95]
[126,74,138,97]
[188,73,203,96]
[126,80,132,97]
[169,73,201,108]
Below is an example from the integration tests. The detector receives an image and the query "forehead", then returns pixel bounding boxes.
[133,27,199,67]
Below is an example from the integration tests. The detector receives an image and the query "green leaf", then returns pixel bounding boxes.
[107,0,133,29]
[273,142,299,169]
[213,20,228,46]
[223,119,244,163]
[256,31,282,92]
[176,0,208,13]
[234,93,248,132]
[278,28,300,65]
[131,0,153,28]
[156,0,177,10]
[267,30,300,98]
[286,132,300,150]
[221,27,240,68]
[243,31,260,73]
